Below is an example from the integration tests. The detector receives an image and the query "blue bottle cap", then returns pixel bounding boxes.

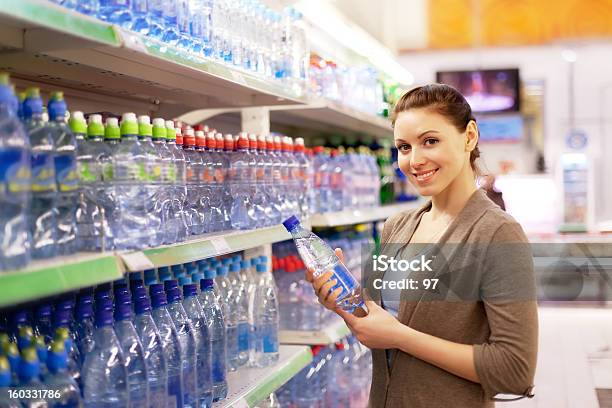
[113,278,127,287]
[230,263,240,273]
[200,279,214,291]
[196,259,208,269]
[216,266,228,277]
[17,326,33,350]
[130,279,145,292]
[46,341,68,374]
[256,264,267,273]
[95,289,111,302]
[114,302,132,321]
[258,255,268,264]
[23,92,43,118]
[129,271,143,281]
[10,311,28,329]
[18,347,39,382]
[250,257,259,266]
[115,292,131,307]
[134,297,151,315]
[76,303,93,321]
[210,260,221,269]
[144,269,158,285]
[232,254,242,263]
[52,309,71,329]
[96,297,113,312]
[47,91,67,121]
[77,293,93,306]
[171,264,184,276]
[132,286,148,301]
[183,284,198,298]
[282,215,300,231]
[167,287,182,303]
[151,292,168,309]
[113,282,128,294]
[240,260,250,269]
[221,258,232,266]
[149,283,165,296]
[95,308,113,328]
[203,269,216,280]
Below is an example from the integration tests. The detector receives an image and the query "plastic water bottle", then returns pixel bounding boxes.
[165,122,188,242]
[161,0,180,45]
[282,215,366,314]
[149,285,184,408]
[16,347,46,406]
[44,341,82,407]
[133,296,168,408]
[195,130,211,234]
[251,262,279,367]
[182,284,213,407]
[229,133,255,230]
[329,149,344,212]
[34,303,53,341]
[248,134,267,227]
[293,137,311,220]
[98,0,132,27]
[23,87,57,260]
[282,136,300,217]
[228,263,249,367]
[47,92,78,256]
[164,283,198,407]
[151,118,174,244]
[0,356,18,408]
[189,0,205,56]
[0,74,30,271]
[130,0,150,34]
[113,113,151,250]
[114,301,150,408]
[72,300,95,365]
[312,147,331,214]
[205,132,225,232]
[221,134,234,230]
[76,0,99,16]
[176,0,193,50]
[182,128,205,235]
[198,276,227,402]
[138,115,163,247]
[82,308,129,407]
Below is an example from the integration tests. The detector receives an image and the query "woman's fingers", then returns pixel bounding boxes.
[335,247,345,264]
[312,271,333,293]
[305,267,315,283]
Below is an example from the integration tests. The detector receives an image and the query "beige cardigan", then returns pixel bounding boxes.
[367,189,538,407]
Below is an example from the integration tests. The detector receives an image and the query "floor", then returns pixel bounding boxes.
[498,306,612,408]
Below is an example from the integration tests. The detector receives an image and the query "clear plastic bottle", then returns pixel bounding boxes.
[228,262,250,367]
[282,136,300,218]
[47,92,78,256]
[329,149,344,212]
[165,283,198,407]
[114,302,150,408]
[149,285,184,408]
[82,308,129,407]
[198,276,227,402]
[293,137,311,220]
[130,0,150,35]
[138,115,163,247]
[72,300,95,366]
[312,146,331,214]
[162,0,180,45]
[220,134,234,230]
[204,132,224,233]
[182,284,213,408]
[176,0,193,50]
[248,134,267,227]
[0,74,30,271]
[195,130,212,234]
[44,341,82,407]
[0,355,19,408]
[251,263,279,367]
[182,128,205,235]
[166,122,188,242]
[152,118,175,244]
[214,266,236,371]
[189,0,205,57]
[133,296,168,408]
[23,87,57,260]
[263,135,282,225]
[228,133,255,230]
[97,0,132,27]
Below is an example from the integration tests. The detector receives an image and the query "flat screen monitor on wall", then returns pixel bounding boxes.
[436,68,520,113]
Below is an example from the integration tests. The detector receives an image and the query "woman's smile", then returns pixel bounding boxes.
[412,168,439,183]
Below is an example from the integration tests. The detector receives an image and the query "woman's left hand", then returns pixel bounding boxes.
[336,300,405,349]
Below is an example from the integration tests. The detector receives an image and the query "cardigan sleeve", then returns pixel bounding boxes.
[472,221,538,399]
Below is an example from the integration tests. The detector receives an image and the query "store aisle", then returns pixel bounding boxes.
[498,306,612,408]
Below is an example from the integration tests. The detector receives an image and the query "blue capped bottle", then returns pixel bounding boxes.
[17,347,46,407]
[0,355,18,408]
[98,0,132,27]
[44,341,82,407]
[0,73,30,271]
[251,263,279,367]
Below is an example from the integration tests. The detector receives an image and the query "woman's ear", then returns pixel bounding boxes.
[465,120,479,152]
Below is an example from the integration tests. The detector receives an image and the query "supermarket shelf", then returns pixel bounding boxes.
[213,345,312,408]
[279,318,350,345]
[135,225,292,271]
[0,0,307,116]
[309,200,424,228]
[0,253,123,308]
[269,101,393,139]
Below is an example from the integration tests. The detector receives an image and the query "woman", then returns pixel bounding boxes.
[308,84,538,407]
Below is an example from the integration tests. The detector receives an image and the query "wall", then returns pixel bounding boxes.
[398,42,612,227]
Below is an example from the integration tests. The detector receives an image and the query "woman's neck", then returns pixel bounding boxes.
[429,164,478,221]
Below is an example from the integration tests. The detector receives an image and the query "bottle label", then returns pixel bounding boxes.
[214,168,224,184]
[263,330,278,353]
[102,163,114,181]
[332,262,358,298]
[167,163,177,183]
[212,353,226,383]
[55,154,79,192]
[0,148,30,194]
[31,152,56,192]
[77,162,98,183]
[237,322,249,351]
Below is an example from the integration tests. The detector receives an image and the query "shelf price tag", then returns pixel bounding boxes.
[210,237,231,254]
[121,30,148,54]
[119,251,154,272]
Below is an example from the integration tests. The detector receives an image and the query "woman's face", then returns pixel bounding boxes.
[394,108,472,197]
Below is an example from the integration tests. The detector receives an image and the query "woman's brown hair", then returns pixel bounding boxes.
[391,83,481,174]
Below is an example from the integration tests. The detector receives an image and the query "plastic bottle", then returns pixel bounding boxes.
[229,133,255,230]
[247,134,268,227]
[182,284,213,407]
[138,115,163,247]
[220,134,234,230]
[165,283,198,407]
[161,0,180,45]
[98,0,132,27]
[293,137,310,220]
[205,132,224,232]
[0,74,30,271]
[72,299,95,366]
[228,262,249,367]
[133,295,168,408]
[251,262,279,367]
[195,129,212,234]
[113,113,151,250]
[152,118,175,244]
[176,0,193,50]
[75,0,99,16]
[44,340,82,407]
[16,347,46,407]
[282,136,299,218]
[149,285,184,408]
[130,0,150,35]
[34,303,53,341]
[82,308,129,407]
[189,0,206,57]
[329,149,344,212]
[23,87,57,260]
[182,128,205,235]
[198,275,227,402]
[312,146,331,214]
[114,301,150,408]
[165,122,188,242]
[0,355,18,408]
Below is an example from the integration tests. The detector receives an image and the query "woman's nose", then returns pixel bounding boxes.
[410,147,427,168]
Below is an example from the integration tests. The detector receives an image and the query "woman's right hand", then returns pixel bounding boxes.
[305,248,345,312]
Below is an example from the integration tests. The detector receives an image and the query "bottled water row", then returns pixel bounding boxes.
[274,225,374,331]
[311,147,381,214]
[0,253,279,407]
[276,338,372,408]
[50,0,310,91]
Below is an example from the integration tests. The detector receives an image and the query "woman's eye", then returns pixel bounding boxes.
[397,144,411,151]
[424,138,438,146]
